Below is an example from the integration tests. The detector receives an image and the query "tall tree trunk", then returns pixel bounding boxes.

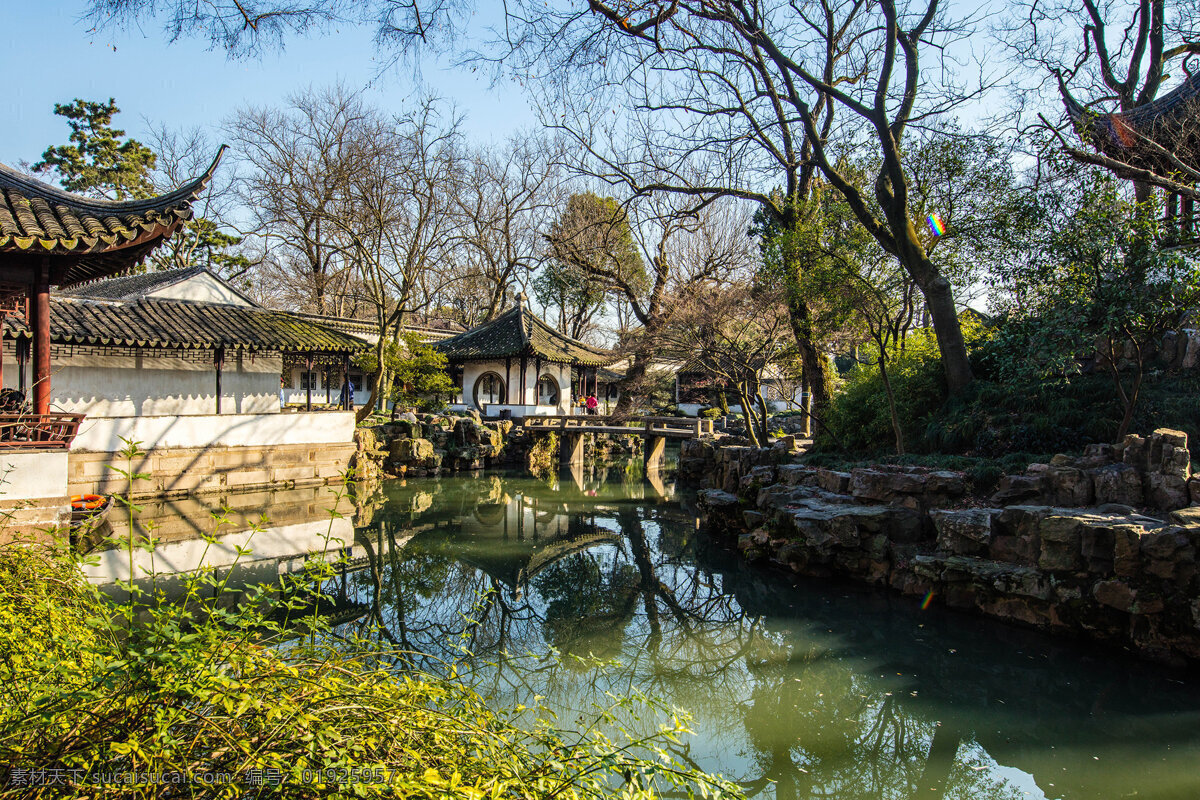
[737,384,761,447]
[917,271,973,395]
[787,296,832,420]
[614,353,647,417]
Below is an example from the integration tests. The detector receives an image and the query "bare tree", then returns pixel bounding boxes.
[84,0,476,61]
[495,1,996,405]
[443,133,563,326]
[143,124,257,279]
[334,99,466,420]
[659,281,792,447]
[228,85,375,315]
[554,193,756,415]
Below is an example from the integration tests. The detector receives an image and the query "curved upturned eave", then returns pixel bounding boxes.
[0,145,226,217]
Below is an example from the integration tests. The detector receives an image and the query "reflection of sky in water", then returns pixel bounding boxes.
[94,469,1200,800]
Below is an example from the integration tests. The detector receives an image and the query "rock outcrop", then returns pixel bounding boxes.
[689,429,1200,665]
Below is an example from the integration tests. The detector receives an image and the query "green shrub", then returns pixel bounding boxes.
[698,407,723,419]
[821,328,948,453]
[819,312,1200,458]
[0,533,738,799]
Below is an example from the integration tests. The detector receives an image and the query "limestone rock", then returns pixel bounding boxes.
[931,508,1001,557]
[699,489,740,509]
[1093,580,1136,613]
[397,437,434,462]
[1146,472,1190,510]
[1091,463,1144,507]
[1182,328,1200,369]
[1169,506,1200,528]
[816,468,851,494]
[1038,513,1085,572]
[848,468,925,503]
[990,474,1045,506]
[1046,466,1094,507]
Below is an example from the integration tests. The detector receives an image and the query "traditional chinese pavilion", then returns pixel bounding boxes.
[433,294,615,417]
[1063,73,1200,235]
[0,149,224,424]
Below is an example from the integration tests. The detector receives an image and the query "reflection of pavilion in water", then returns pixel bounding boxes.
[357,465,670,595]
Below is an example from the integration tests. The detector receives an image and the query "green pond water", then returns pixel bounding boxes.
[90,461,1200,800]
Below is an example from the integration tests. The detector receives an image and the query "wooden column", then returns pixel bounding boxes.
[31,264,51,416]
[214,346,225,414]
[325,365,332,405]
[519,356,528,405]
[342,354,352,410]
[1184,196,1195,236]
[305,354,314,411]
[505,357,512,403]
[16,338,27,395]
[0,311,6,388]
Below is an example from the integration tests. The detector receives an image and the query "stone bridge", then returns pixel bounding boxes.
[521,415,715,469]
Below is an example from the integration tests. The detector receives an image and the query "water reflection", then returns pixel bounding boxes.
[89,467,1200,800]
[346,468,1200,800]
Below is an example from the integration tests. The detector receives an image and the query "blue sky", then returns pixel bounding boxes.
[0,2,538,169]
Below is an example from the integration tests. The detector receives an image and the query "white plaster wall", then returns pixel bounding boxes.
[3,346,282,417]
[71,410,355,452]
[148,273,256,307]
[0,451,68,501]
[460,360,574,415]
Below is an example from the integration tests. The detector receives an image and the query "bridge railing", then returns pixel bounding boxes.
[521,414,713,437]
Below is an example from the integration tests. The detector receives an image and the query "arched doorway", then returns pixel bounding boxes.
[537,375,559,406]
[473,372,505,409]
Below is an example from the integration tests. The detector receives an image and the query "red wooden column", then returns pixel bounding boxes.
[31,264,51,415]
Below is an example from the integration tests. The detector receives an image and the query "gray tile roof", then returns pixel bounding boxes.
[433,302,613,366]
[0,148,225,287]
[3,296,365,354]
[64,266,209,301]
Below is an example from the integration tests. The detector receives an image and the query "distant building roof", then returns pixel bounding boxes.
[0,148,224,288]
[3,296,366,355]
[1063,72,1200,178]
[433,298,613,366]
[64,265,257,304]
[292,311,464,343]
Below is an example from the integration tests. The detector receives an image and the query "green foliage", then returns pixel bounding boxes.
[927,371,1200,457]
[988,170,1200,383]
[357,333,455,412]
[33,98,156,200]
[985,163,1200,439]
[821,327,955,453]
[34,98,249,275]
[0,521,739,799]
[540,193,645,337]
[152,216,254,278]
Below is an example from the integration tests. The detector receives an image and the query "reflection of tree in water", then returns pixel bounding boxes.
[340,470,1196,800]
[533,554,640,661]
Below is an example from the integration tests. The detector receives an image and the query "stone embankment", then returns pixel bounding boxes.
[684,429,1200,665]
[351,412,639,480]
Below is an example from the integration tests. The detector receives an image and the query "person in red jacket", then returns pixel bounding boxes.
[586,394,598,415]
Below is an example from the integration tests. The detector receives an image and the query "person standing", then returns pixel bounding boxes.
[586,394,598,415]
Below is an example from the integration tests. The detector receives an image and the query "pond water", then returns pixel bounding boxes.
[87,462,1200,800]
